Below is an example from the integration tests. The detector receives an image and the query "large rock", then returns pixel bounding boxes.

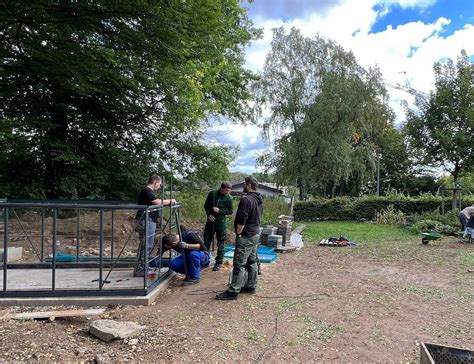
[89,320,145,342]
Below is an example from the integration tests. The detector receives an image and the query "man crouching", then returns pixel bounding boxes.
[162,228,210,286]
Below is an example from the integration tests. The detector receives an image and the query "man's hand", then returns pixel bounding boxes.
[177,241,189,249]
[212,207,220,213]
[208,214,215,222]
[171,199,177,204]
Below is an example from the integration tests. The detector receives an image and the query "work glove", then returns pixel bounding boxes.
[177,241,189,250]
[199,242,208,252]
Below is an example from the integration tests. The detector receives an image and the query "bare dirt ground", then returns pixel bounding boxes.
[0,232,473,363]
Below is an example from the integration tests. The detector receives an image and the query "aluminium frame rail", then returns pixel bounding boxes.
[0,180,181,298]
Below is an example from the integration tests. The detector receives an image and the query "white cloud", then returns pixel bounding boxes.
[220,0,474,171]
[246,0,474,115]
[206,120,260,147]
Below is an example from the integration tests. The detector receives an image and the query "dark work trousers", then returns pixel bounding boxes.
[203,219,227,265]
[228,234,260,294]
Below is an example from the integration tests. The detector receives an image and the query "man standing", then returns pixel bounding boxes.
[203,181,233,271]
[459,204,474,235]
[216,176,263,300]
[134,175,176,276]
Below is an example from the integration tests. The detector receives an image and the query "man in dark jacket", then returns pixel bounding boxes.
[203,181,233,271]
[216,176,263,300]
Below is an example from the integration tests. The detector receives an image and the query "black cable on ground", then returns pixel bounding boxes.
[254,294,329,363]
[186,289,330,362]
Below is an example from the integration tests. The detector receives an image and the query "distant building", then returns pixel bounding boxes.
[231,182,290,202]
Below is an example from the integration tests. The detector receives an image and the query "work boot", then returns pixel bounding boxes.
[240,286,256,294]
[212,263,222,271]
[215,290,238,300]
[182,277,200,286]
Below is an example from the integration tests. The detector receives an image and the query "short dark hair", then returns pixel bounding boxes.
[245,176,258,190]
[162,233,178,247]
[221,181,232,189]
[148,175,161,184]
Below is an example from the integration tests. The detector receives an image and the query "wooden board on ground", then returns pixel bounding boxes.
[276,245,298,253]
[0,308,105,321]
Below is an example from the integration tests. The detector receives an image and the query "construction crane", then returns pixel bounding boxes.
[385,71,430,103]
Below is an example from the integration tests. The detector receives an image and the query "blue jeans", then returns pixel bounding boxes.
[170,251,210,280]
[135,219,156,252]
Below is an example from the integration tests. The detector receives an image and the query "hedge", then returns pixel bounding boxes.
[294,194,474,221]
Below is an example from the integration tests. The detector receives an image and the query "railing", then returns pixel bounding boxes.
[0,200,181,298]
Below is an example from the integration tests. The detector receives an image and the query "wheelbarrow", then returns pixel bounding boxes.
[421,231,442,245]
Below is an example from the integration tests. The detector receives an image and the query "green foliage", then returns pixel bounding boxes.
[260,198,290,226]
[294,194,474,221]
[175,190,208,223]
[409,209,459,235]
[403,50,474,185]
[374,205,406,225]
[409,220,458,236]
[439,172,474,194]
[0,1,259,199]
[256,27,393,199]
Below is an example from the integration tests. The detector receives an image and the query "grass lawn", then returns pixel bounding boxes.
[302,221,474,268]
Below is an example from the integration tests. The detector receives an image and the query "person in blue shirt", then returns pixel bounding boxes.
[162,227,210,286]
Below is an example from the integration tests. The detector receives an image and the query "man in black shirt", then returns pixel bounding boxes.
[216,176,263,300]
[135,175,176,253]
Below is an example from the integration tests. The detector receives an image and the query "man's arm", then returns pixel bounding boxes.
[204,191,214,216]
[184,231,208,251]
[234,198,250,236]
[151,198,176,206]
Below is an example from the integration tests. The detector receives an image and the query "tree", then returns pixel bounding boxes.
[403,50,474,206]
[256,27,392,199]
[0,1,259,199]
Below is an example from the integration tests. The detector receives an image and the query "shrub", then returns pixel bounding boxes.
[294,195,474,221]
[260,198,290,226]
[408,209,460,236]
[375,205,406,225]
[409,219,458,235]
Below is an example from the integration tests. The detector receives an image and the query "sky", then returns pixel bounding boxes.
[207,0,474,174]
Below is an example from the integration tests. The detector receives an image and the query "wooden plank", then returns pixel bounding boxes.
[275,245,297,253]
[292,224,306,235]
[1,308,105,320]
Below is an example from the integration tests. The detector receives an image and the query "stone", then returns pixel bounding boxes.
[95,353,112,363]
[0,247,23,262]
[128,338,139,346]
[89,320,145,342]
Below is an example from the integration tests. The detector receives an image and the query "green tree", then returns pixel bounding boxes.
[256,27,392,199]
[403,50,474,205]
[0,1,259,199]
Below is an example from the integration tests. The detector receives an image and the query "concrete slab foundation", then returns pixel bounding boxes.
[0,269,176,307]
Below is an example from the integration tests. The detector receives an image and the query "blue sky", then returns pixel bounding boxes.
[207,0,474,174]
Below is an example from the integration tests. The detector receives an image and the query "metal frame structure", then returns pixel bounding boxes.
[440,186,462,214]
[0,177,182,298]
